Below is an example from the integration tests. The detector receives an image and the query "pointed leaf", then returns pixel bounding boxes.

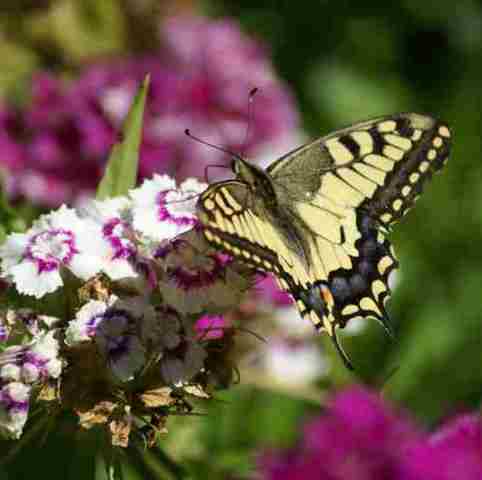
[96,75,150,200]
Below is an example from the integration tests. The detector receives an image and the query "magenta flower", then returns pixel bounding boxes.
[260,387,420,480]
[195,314,226,340]
[259,387,482,480]
[402,414,482,480]
[0,16,298,206]
[254,274,294,307]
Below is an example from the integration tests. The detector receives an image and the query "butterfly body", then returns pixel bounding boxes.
[197,113,451,368]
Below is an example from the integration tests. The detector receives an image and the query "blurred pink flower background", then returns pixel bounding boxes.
[260,387,482,480]
[0,16,298,206]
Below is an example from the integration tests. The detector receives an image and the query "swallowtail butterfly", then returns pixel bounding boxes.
[196,113,451,368]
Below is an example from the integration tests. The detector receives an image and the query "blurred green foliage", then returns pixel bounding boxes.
[1,0,482,478]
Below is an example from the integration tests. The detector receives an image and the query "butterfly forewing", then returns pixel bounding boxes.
[269,112,451,226]
[197,180,286,275]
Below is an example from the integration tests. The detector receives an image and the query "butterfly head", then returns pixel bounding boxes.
[232,157,276,197]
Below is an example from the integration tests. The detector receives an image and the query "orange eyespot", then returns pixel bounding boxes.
[320,285,335,307]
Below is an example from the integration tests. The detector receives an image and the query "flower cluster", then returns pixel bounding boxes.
[0,16,298,206]
[0,174,252,444]
[0,311,62,438]
[259,387,482,480]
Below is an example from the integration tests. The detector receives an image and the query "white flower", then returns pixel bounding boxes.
[80,197,138,280]
[130,175,206,242]
[0,363,21,382]
[275,305,316,338]
[0,331,62,384]
[263,340,330,386]
[0,382,31,439]
[26,330,62,380]
[0,206,107,298]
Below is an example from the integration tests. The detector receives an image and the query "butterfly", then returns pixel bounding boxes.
[196,113,451,369]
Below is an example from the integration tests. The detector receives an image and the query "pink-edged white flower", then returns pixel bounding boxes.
[67,296,153,382]
[0,382,31,439]
[0,330,62,384]
[22,330,62,382]
[156,234,250,314]
[65,296,118,345]
[81,197,139,280]
[0,206,106,298]
[130,175,206,242]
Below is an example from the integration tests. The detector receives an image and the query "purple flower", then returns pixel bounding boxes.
[0,16,298,206]
[66,296,152,382]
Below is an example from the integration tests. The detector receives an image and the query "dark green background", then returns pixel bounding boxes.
[1,1,481,478]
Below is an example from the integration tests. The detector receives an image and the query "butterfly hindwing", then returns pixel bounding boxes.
[293,214,398,334]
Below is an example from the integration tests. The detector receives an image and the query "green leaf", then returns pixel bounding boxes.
[0,173,26,242]
[96,75,150,201]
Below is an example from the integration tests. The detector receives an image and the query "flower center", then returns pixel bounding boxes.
[102,218,136,260]
[156,191,198,227]
[171,254,226,290]
[26,229,78,273]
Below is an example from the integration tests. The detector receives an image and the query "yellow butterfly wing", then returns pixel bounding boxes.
[268,112,451,226]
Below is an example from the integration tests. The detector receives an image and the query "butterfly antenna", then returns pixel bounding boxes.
[185,129,243,161]
[331,330,354,371]
[241,87,259,157]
